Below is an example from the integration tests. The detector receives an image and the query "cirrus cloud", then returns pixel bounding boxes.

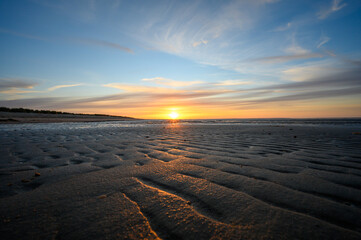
[318,0,347,19]
[141,77,204,87]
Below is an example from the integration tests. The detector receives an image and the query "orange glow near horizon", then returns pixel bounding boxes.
[61,97,361,119]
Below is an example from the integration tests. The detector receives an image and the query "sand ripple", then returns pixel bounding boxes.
[1,122,360,239]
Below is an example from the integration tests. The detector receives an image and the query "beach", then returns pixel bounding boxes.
[1,120,361,239]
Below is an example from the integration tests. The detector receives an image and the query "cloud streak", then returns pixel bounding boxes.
[0,78,38,94]
[251,53,323,64]
[0,28,133,54]
[128,0,281,74]
[0,78,37,90]
[47,84,83,91]
[0,79,84,95]
[245,87,361,105]
[0,28,47,41]
[318,0,347,19]
[103,83,184,93]
[2,65,360,117]
[73,39,134,53]
[141,77,203,87]
[317,35,331,48]
[213,80,252,86]
[272,22,292,32]
[192,40,208,47]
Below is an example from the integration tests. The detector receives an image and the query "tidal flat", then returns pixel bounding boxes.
[1,120,361,239]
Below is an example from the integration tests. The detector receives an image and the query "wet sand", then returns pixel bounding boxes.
[0,122,361,239]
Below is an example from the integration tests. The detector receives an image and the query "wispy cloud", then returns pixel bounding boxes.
[251,37,324,64]
[251,53,323,64]
[73,39,134,53]
[317,35,331,48]
[248,87,361,104]
[129,0,279,73]
[284,41,310,55]
[0,80,84,95]
[142,77,203,87]
[47,84,83,91]
[0,78,38,94]
[21,1,341,79]
[0,78,36,90]
[103,83,184,93]
[192,40,208,47]
[256,68,361,91]
[318,0,347,19]
[214,80,251,86]
[272,22,292,32]
[2,65,359,116]
[282,63,335,82]
[0,89,41,94]
[0,28,46,41]
[0,28,133,54]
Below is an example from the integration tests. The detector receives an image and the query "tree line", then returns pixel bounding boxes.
[0,107,129,118]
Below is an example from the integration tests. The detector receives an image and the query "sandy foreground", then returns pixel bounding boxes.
[0,121,361,239]
[0,112,134,123]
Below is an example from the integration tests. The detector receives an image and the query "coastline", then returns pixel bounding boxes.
[0,112,136,124]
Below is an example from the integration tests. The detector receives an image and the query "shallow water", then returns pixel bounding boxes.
[1,118,360,132]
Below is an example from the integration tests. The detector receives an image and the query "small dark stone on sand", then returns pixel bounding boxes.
[294,136,297,138]
[98,194,107,199]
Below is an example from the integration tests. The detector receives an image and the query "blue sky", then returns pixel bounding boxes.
[0,0,360,118]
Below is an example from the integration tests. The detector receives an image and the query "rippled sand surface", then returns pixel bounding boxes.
[1,121,361,239]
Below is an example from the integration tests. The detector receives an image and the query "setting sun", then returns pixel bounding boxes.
[169,112,179,119]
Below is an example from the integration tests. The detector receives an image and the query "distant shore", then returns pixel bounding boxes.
[0,111,136,124]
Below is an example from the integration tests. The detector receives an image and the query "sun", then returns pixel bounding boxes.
[169,111,179,119]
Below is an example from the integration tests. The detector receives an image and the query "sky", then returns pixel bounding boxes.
[0,0,361,119]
